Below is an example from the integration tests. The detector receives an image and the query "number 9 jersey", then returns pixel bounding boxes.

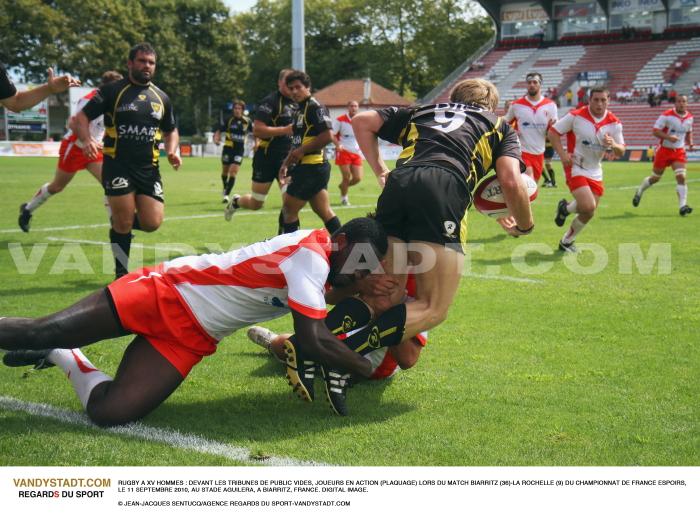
[376,103,524,191]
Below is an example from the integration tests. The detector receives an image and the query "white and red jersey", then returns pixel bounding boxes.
[504,96,558,155]
[64,89,104,147]
[551,106,624,181]
[332,113,361,155]
[653,109,693,149]
[145,229,331,341]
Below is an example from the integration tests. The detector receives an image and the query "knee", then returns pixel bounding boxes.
[111,215,133,233]
[578,204,596,218]
[349,177,361,186]
[249,201,263,210]
[138,220,161,232]
[86,396,138,427]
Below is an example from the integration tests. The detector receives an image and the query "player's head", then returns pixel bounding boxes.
[525,72,542,98]
[232,100,245,117]
[101,70,123,86]
[277,68,294,97]
[127,42,157,85]
[327,217,388,288]
[675,94,688,113]
[588,86,609,117]
[285,70,312,103]
[449,78,499,111]
[347,100,359,117]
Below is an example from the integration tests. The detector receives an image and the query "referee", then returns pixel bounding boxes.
[73,42,181,279]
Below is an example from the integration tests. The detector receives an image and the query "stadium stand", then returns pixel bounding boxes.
[606,102,700,148]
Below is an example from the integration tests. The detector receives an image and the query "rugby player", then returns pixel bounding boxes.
[1,217,387,426]
[332,100,363,205]
[214,100,251,204]
[280,79,534,406]
[18,71,123,232]
[0,64,80,112]
[503,72,558,185]
[633,94,693,216]
[72,43,181,279]
[542,137,557,187]
[276,70,340,235]
[550,86,625,252]
[248,274,428,416]
[225,69,296,220]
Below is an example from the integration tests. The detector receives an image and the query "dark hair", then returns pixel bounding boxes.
[340,217,388,258]
[285,69,311,89]
[128,42,157,62]
[101,70,123,85]
[589,86,609,97]
[526,72,543,83]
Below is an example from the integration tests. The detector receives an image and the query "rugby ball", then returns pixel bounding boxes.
[473,174,538,218]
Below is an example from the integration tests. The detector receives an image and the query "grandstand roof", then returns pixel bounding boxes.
[313,79,410,108]
[477,0,604,32]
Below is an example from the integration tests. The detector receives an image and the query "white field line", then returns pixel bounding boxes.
[464,272,543,284]
[45,237,193,252]
[0,395,325,466]
[0,203,375,234]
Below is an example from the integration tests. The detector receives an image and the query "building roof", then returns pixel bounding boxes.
[313,79,411,107]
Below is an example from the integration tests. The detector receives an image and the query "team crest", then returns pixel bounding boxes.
[151,102,163,120]
[138,94,147,101]
[341,315,356,333]
[443,221,457,237]
[367,326,381,349]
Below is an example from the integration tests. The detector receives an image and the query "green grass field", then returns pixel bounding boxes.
[0,156,698,466]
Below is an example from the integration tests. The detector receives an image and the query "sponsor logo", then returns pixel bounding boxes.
[342,315,356,333]
[138,94,147,101]
[443,220,457,238]
[111,177,129,189]
[367,326,381,349]
[116,103,138,112]
[117,124,158,140]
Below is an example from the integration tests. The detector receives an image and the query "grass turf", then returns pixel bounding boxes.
[0,156,698,466]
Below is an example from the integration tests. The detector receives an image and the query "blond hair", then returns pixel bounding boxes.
[449,78,499,111]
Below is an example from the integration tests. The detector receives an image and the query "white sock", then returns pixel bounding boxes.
[25,183,52,212]
[104,196,112,219]
[561,216,587,244]
[341,195,348,202]
[677,184,688,207]
[566,200,577,214]
[637,177,653,196]
[48,349,111,408]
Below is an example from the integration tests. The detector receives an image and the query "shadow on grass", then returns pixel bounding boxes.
[468,233,508,244]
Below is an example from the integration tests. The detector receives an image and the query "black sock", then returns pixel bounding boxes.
[343,303,407,355]
[548,168,556,185]
[224,176,236,196]
[325,297,373,336]
[282,219,300,233]
[324,216,341,235]
[132,214,142,231]
[221,175,227,190]
[110,228,132,277]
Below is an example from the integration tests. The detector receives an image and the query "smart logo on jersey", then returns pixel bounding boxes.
[117,124,158,140]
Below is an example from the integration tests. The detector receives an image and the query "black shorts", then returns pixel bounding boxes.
[544,146,554,159]
[286,162,331,201]
[102,158,164,203]
[376,165,469,253]
[252,148,287,183]
[221,146,244,165]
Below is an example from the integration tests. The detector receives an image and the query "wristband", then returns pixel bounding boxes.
[515,224,534,234]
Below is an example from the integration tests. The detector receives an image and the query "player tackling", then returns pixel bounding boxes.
[633,94,693,216]
[549,86,625,252]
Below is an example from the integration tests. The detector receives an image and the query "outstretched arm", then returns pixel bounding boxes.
[352,111,390,187]
[1,68,80,112]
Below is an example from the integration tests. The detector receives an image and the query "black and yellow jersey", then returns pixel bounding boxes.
[219,114,251,150]
[0,63,17,100]
[291,96,333,165]
[82,77,175,170]
[376,103,523,190]
[254,90,296,154]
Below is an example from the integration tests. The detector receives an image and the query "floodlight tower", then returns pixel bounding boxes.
[292,0,305,71]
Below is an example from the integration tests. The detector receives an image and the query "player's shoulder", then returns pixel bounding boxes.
[148,82,170,101]
[259,90,280,106]
[101,77,129,95]
[568,106,588,117]
[308,96,326,109]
